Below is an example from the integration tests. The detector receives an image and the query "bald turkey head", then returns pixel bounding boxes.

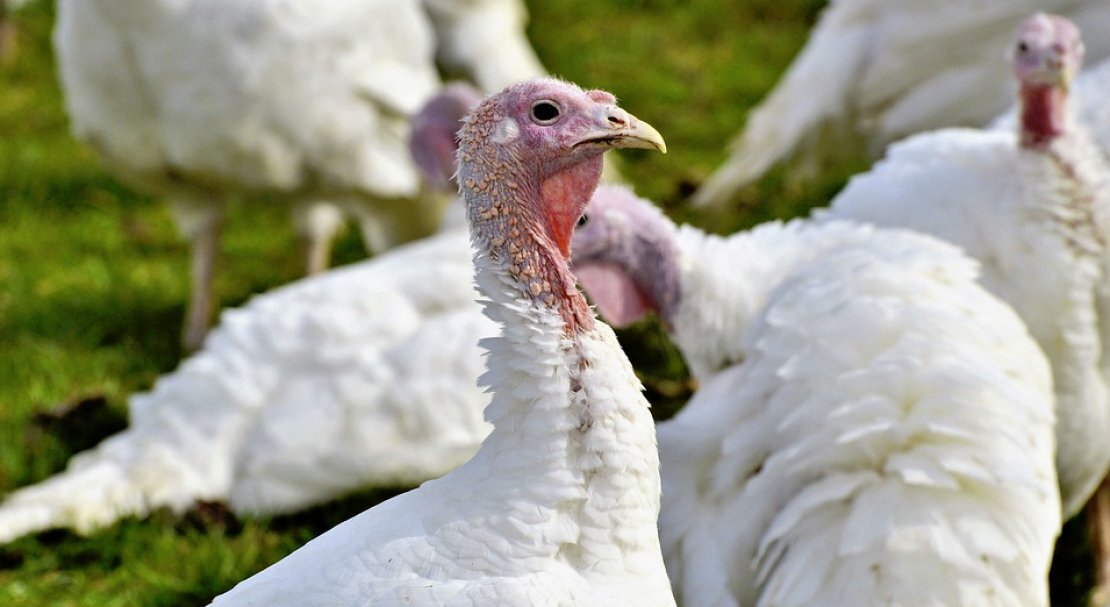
[1014,13,1085,148]
[457,78,666,332]
[571,185,682,329]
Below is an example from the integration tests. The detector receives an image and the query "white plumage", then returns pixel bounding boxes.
[691,0,1110,208]
[54,0,454,349]
[665,231,1057,607]
[207,78,674,606]
[572,187,1059,607]
[0,84,490,543]
[0,229,492,540]
[1072,57,1110,154]
[825,13,1110,518]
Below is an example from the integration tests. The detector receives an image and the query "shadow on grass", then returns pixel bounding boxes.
[16,395,129,486]
[2,288,184,371]
[612,319,695,423]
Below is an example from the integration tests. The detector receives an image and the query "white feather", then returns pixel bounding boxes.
[823,116,1110,516]
[206,240,675,606]
[193,79,672,605]
[658,221,1058,607]
[54,0,447,242]
[53,0,480,348]
[0,229,495,541]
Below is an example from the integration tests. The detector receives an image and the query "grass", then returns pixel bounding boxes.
[0,0,1094,605]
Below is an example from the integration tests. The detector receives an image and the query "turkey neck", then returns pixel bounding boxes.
[458,148,663,569]
[461,132,597,334]
[1018,79,1108,259]
[1020,83,1070,150]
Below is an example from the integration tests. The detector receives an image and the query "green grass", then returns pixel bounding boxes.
[0,0,1095,605]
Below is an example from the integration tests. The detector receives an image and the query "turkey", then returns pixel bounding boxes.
[206,77,674,606]
[0,84,492,543]
[825,10,1110,525]
[824,13,1110,601]
[690,0,1110,209]
[55,0,449,350]
[573,186,1059,606]
[1006,55,1110,601]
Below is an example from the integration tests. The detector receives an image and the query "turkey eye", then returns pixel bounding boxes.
[531,101,561,124]
[1017,41,1029,53]
[576,213,590,228]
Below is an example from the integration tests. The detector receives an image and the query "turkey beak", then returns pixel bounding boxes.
[1059,65,1074,93]
[576,107,667,154]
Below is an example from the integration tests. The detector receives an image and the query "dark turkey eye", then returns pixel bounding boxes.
[531,100,561,124]
[576,213,589,228]
[1017,41,1029,53]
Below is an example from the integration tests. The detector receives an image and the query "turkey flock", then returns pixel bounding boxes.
[3,1,1110,606]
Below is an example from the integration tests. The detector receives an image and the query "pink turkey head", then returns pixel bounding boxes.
[409,82,485,193]
[1012,13,1084,148]
[1012,13,1084,90]
[457,78,666,332]
[458,78,665,258]
[571,185,682,329]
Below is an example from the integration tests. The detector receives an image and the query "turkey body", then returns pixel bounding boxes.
[0,229,494,540]
[207,311,672,606]
[661,223,1058,607]
[56,0,438,204]
[825,126,1110,518]
[206,77,675,607]
[54,0,447,348]
[572,188,1059,607]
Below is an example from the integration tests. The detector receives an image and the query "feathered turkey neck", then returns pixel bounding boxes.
[458,97,598,335]
[1020,84,1070,150]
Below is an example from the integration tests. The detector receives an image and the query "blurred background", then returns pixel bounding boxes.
[0,0,1093,605]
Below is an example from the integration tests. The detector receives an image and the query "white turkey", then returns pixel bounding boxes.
[0,84,493,543]
[825,13,1110,601]
[206,77,674,606]
[690,0,1110,209]
[573,185,1059,606]
[55,0,450,350]
[825,10,1110,527]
